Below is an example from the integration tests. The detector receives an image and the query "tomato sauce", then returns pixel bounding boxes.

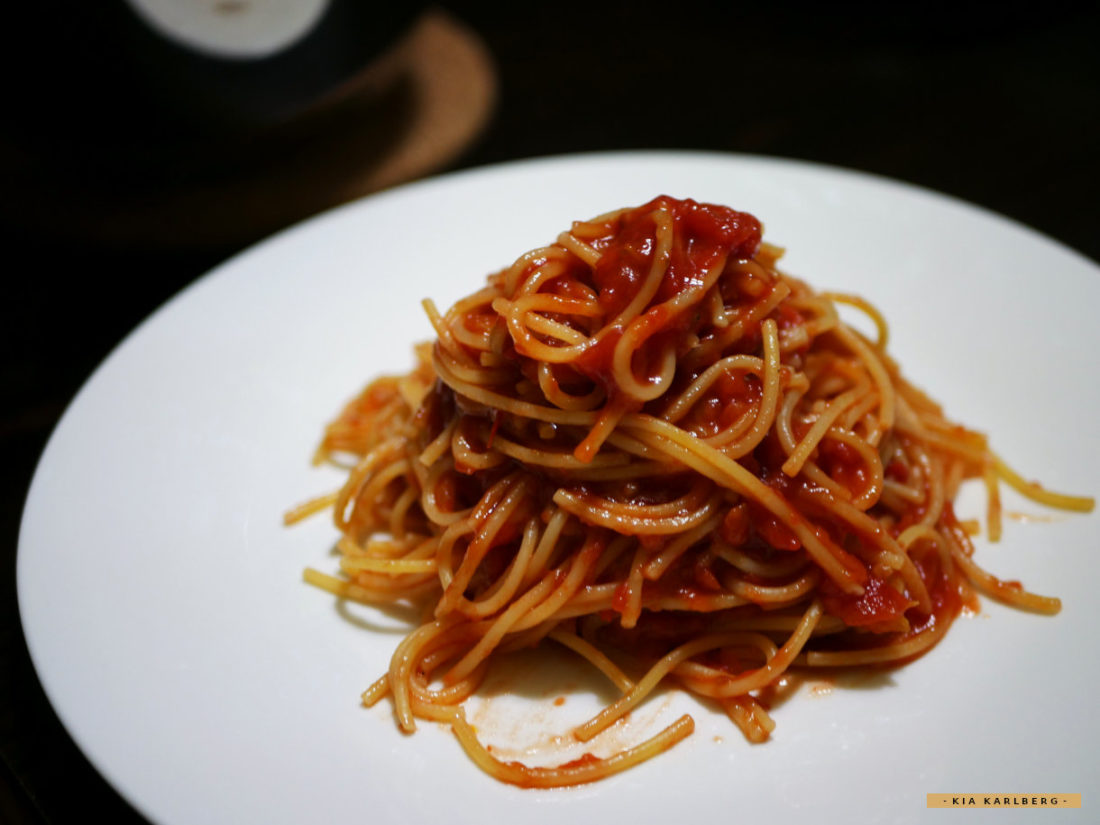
[820,574,912,631]
[817,439,871,500]
[569,196,762,391]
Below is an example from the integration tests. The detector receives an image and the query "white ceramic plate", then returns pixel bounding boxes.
[19,152,1099,824]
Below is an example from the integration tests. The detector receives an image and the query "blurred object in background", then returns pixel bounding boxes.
[0,1,497,249]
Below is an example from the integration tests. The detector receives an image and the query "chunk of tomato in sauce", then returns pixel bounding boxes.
[821,574,912,632]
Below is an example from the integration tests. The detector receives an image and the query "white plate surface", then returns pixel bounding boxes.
[19,152,1099,824]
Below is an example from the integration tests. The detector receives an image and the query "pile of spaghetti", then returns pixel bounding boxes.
[288,196,1092,787]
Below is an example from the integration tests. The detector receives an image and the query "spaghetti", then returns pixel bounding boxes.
[288,196,1093,787]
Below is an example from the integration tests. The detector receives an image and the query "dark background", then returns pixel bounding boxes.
[2,2,1097,822]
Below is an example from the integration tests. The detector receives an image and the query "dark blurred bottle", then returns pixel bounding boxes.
[2,0,425,182]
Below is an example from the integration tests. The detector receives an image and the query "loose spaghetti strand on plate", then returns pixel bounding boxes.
[291,196,1092,787]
